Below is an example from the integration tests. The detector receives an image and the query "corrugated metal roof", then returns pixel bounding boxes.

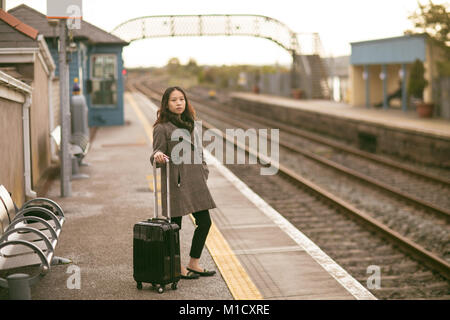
[8,4,128,45]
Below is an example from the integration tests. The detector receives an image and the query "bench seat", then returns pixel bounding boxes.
[0,250,46,271]
[0,184,69,299]
[50,126,91,179]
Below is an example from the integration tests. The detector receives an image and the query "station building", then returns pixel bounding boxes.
[0,5,128,206]
[349,34,446,114]
[0,8,56,205]
[8,4,129,127]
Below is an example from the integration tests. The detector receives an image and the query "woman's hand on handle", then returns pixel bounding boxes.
[154,151,170,163]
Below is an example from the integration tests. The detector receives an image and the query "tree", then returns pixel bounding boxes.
[405,1,450,75]
[186,58,200,75]
[408,59,428,99]
[407,1,449,46]
[166,57,181,75]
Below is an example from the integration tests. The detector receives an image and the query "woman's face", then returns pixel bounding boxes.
[168,90,186,115]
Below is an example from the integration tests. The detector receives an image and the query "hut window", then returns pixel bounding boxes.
[91,54,117,107]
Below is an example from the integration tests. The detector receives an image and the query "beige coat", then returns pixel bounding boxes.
[150,121,216,218]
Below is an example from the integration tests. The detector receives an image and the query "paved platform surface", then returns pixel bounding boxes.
[0,92,231,300]
[231,92,450,139]
[0,91,376,300]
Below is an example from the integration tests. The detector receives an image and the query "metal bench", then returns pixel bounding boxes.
[50,125,90,179]
[0,185,70,299]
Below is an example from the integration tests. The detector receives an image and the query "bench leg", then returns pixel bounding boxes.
[7,274,31,300]
[71,156,89,180]
[79,158,91,167]
[51,256,72,265]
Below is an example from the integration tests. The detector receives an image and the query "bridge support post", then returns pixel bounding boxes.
[291,50,298,90]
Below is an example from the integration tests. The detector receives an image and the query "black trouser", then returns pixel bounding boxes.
[172,209,211,259]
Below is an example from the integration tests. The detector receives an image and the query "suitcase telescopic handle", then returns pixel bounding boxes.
[153,159,170,221]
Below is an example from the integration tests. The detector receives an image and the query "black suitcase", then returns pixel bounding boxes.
[133,160,181,293]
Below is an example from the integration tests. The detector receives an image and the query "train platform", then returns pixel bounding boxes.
[231,92,450,139]
[2,91,375,300]
[230,92,450,167]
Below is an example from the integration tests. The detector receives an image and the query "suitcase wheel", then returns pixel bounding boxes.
[157,285,165,294]
[136,282,142,290]
[171,282,178,290]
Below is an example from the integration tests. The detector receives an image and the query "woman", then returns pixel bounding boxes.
[150,86,217,280]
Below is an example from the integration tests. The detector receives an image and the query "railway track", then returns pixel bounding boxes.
[190,85,450,182]
[187,86,450,214]
[127,78,450,299]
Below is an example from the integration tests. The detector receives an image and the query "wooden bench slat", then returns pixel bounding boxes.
[10,212,64,237]
[13,219,59,231]
[0,252,44,270]
[2,228,56,243]
[1,237,52,256]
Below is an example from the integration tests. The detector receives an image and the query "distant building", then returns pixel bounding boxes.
[349,34,445,112]
[8,4,129,127]
[0,8,56,205]
[324,56,350,102]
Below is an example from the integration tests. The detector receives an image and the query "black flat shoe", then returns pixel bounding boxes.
[187,267,216,277]
[181,271,200,279]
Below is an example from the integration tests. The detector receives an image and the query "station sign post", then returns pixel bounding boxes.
[47,0,83,197]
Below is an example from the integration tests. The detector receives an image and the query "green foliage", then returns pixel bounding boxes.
[406,1,450,75]
[408,59,428,99]
[437,60,450,76]
[407,1,449,46]
[166,57,181,75]
[163,57,289,89]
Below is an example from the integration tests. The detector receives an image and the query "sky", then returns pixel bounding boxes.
[5,0,447,68]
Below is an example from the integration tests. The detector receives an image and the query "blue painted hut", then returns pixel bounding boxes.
[349,34,445,112]
[9,4,129,126]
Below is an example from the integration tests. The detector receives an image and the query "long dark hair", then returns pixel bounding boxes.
[153,86,196,132]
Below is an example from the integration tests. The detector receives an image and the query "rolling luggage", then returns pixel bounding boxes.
[133,160,181,293]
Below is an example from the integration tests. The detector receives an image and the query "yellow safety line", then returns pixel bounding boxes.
[126,92,154,142]
[126,92,263,300]
[189,215,263,300]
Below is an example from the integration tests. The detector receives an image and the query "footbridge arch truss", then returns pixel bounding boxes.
[112,14,329,98]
